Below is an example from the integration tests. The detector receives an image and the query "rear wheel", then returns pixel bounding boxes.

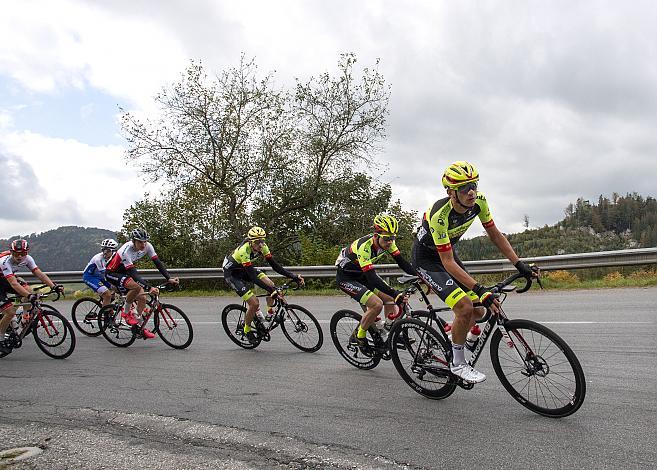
[389,318,457,399]
[329,309,381,370]
[99,305,136,348]
[280,304,323,352]
[154,304,193,349]
[32,307,76,359]
[490,319,586,418]
[221,304,260,349]
[71,297,103,337]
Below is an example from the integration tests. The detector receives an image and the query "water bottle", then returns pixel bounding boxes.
[374,318,388,341]
[444,322,452,342]
[465,324,481,351]
[384,316,394,331]
[264,308,274,322]
[256,310,267,323]
[10,314,19,333]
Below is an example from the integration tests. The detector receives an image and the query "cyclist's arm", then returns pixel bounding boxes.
[363,269,400,299]
[484,225,520,265]
[437,249,478,291]
[244,265,276,294]
[7,275,31,297]
[391,252,416,276]
[152,257,172,281]
[265,255,298,281]
[31,267,56,289]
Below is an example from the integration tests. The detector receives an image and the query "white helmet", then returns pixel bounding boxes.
[100,238,119,250]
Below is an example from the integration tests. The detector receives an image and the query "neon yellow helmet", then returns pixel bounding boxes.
[246,226,266,240]
[442,161,479,189]
[373,214,399,236]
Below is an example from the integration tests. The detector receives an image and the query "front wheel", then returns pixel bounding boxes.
[490,319,586,418]
[32,307,76,359]
[329,309,381,370]
[221,304,260,349]
[388,318,457,399]
[71,297,103,337]
[154,304,193,349]
[279,304,323,352]
[99,305,136,348]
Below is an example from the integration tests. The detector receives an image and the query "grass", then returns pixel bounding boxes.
[66,271,657,299]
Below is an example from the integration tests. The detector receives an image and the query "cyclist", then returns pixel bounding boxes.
[335,214,415,350]
[82,238,119,307]
[104,229,179,339]
[222,226,305,344]
[412,161,538,383]
[0,239,64,352]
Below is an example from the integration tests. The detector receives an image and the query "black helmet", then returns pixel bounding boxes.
[130,228,150,242]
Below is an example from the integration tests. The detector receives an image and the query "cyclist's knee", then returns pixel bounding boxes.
[246,296,259,309]
[452,297,475,319]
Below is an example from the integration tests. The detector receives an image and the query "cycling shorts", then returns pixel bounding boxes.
[104,271,131,294]
[224,268,266,301]
[335,269,384,305]
[0,277,27,311]
[411,243,479,309]
[83,274,111,294]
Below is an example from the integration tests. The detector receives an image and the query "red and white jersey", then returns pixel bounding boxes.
[106,241,158,273]
[0,253,38,279]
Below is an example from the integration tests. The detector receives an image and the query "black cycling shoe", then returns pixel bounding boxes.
[244,330,259,345]
[0,339,12,354]
[349,330,372,355]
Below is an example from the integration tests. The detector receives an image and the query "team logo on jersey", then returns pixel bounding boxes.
[446,279,454,286]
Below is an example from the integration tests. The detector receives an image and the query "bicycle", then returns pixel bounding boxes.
[97,283,193,349]
[71,290,118,337]
[387,271,586,418]
[330,285,438,370]
[221,283,323,352]
[0,285,76,359]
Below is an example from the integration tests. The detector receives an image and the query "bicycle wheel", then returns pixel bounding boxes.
[329,309,381,370]
[490,319,586,418]
[99,305,136,348]
[71,297,103,337]
[32,307,76,359]
[389,318,457,399]
[280,304,323,353]
[221,304,260,349]
[154,304,193,349]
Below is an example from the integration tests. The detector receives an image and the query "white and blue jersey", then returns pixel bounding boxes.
[82,252,111,294]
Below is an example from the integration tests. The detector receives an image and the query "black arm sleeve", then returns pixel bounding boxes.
[126,267,150,290]
[364,269,399,299]
[267,257,297,280]
[392,253,416,276]
[152,258,171,280]
[245,265,276,294]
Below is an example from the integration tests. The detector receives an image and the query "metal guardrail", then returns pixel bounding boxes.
[14,247,657,284]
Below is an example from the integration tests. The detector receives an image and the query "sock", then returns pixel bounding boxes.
[243,324,252,333]
[452,343,465,365]
[357,325,367,339]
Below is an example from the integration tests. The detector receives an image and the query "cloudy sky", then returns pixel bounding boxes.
[2,0,656,240]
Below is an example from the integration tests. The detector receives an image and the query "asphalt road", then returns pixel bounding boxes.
[1,287,656,469]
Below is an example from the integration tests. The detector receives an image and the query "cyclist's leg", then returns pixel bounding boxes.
[225,271,258,332]
[256,271,276,312]
[376,291,397,320]
[98,284,112,306]
[0,279,17,339]
[336,271,381,336]
[84,275,113,306]
[122,278,145,315]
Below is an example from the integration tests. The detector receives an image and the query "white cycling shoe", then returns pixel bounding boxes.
[450,362,486,383]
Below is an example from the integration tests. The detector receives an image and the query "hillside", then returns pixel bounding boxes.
[1,226,117,271]
[457,193,657,260]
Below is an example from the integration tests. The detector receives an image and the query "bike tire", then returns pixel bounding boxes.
[99,305,136,348]
[329,309,381,370]
[32,308,76,359]
[154,304,193,349]
[221,304,260,349]
[490,319,586,418]
[71,297,103,337]
[280,304,323,353]
[389,317,457,399]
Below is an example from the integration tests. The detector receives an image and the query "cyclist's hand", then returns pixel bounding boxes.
[295,275,305,287]
[149,287,160,296]
[271,289,284,300]
[53,284,65,294]
[515,260,540,279]
[168,277,180,285]
[27,293,38,303]
[394,292,409,306]
[473,284,500,313]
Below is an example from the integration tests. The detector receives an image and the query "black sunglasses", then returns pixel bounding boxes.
[456,182,478,194]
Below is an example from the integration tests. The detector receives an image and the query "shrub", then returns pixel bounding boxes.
[546,270,580,283]
[603,271,624,282]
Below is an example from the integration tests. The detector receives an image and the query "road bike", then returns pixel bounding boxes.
[97,284,193,349]
[221,283,323,352]
[71,290,119,337]
[0,285,76,359]
[329,290,437,370]
[388,272,586,417]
